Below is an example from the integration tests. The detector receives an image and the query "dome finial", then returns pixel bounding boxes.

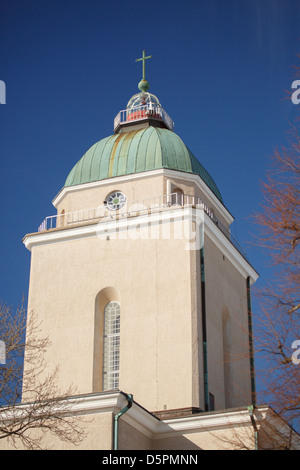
[136,50,152,92]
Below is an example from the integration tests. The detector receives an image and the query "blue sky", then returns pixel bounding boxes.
[0,1,299,322]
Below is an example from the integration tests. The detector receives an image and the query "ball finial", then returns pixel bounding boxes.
[138,79,150,92]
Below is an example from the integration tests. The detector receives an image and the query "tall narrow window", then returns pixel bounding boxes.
[209,393,215,411]
[103,302,120,391]
[222,308,231,408]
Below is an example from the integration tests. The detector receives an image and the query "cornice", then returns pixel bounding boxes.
[0,391,269,440]
[23,207,258,284]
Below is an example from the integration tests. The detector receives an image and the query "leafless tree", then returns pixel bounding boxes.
[253,119,300,435]
[0,302,87,449]
[211,123,300,449]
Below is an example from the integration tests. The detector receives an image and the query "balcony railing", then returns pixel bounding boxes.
[114,103,174,132]
[37,193,248,260]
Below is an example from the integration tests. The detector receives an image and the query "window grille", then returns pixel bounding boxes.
[103,302,120,391]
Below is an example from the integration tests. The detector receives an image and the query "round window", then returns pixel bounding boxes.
[106,191,126,211]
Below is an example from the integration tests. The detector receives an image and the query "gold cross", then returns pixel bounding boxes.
[136,50,152,80]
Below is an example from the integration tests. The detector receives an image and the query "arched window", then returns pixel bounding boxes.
[103,301,120,391]
[171,188,184,206]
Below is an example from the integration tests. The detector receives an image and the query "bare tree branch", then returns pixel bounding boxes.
[0,302,88,449]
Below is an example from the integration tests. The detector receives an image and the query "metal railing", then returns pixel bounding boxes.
[114,103,174,131]
[38,193,211,231]
[37,192,248,260]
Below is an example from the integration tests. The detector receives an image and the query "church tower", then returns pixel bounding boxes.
[23,51,258,419]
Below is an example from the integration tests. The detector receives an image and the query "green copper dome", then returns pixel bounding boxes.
[64,127,223,203]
